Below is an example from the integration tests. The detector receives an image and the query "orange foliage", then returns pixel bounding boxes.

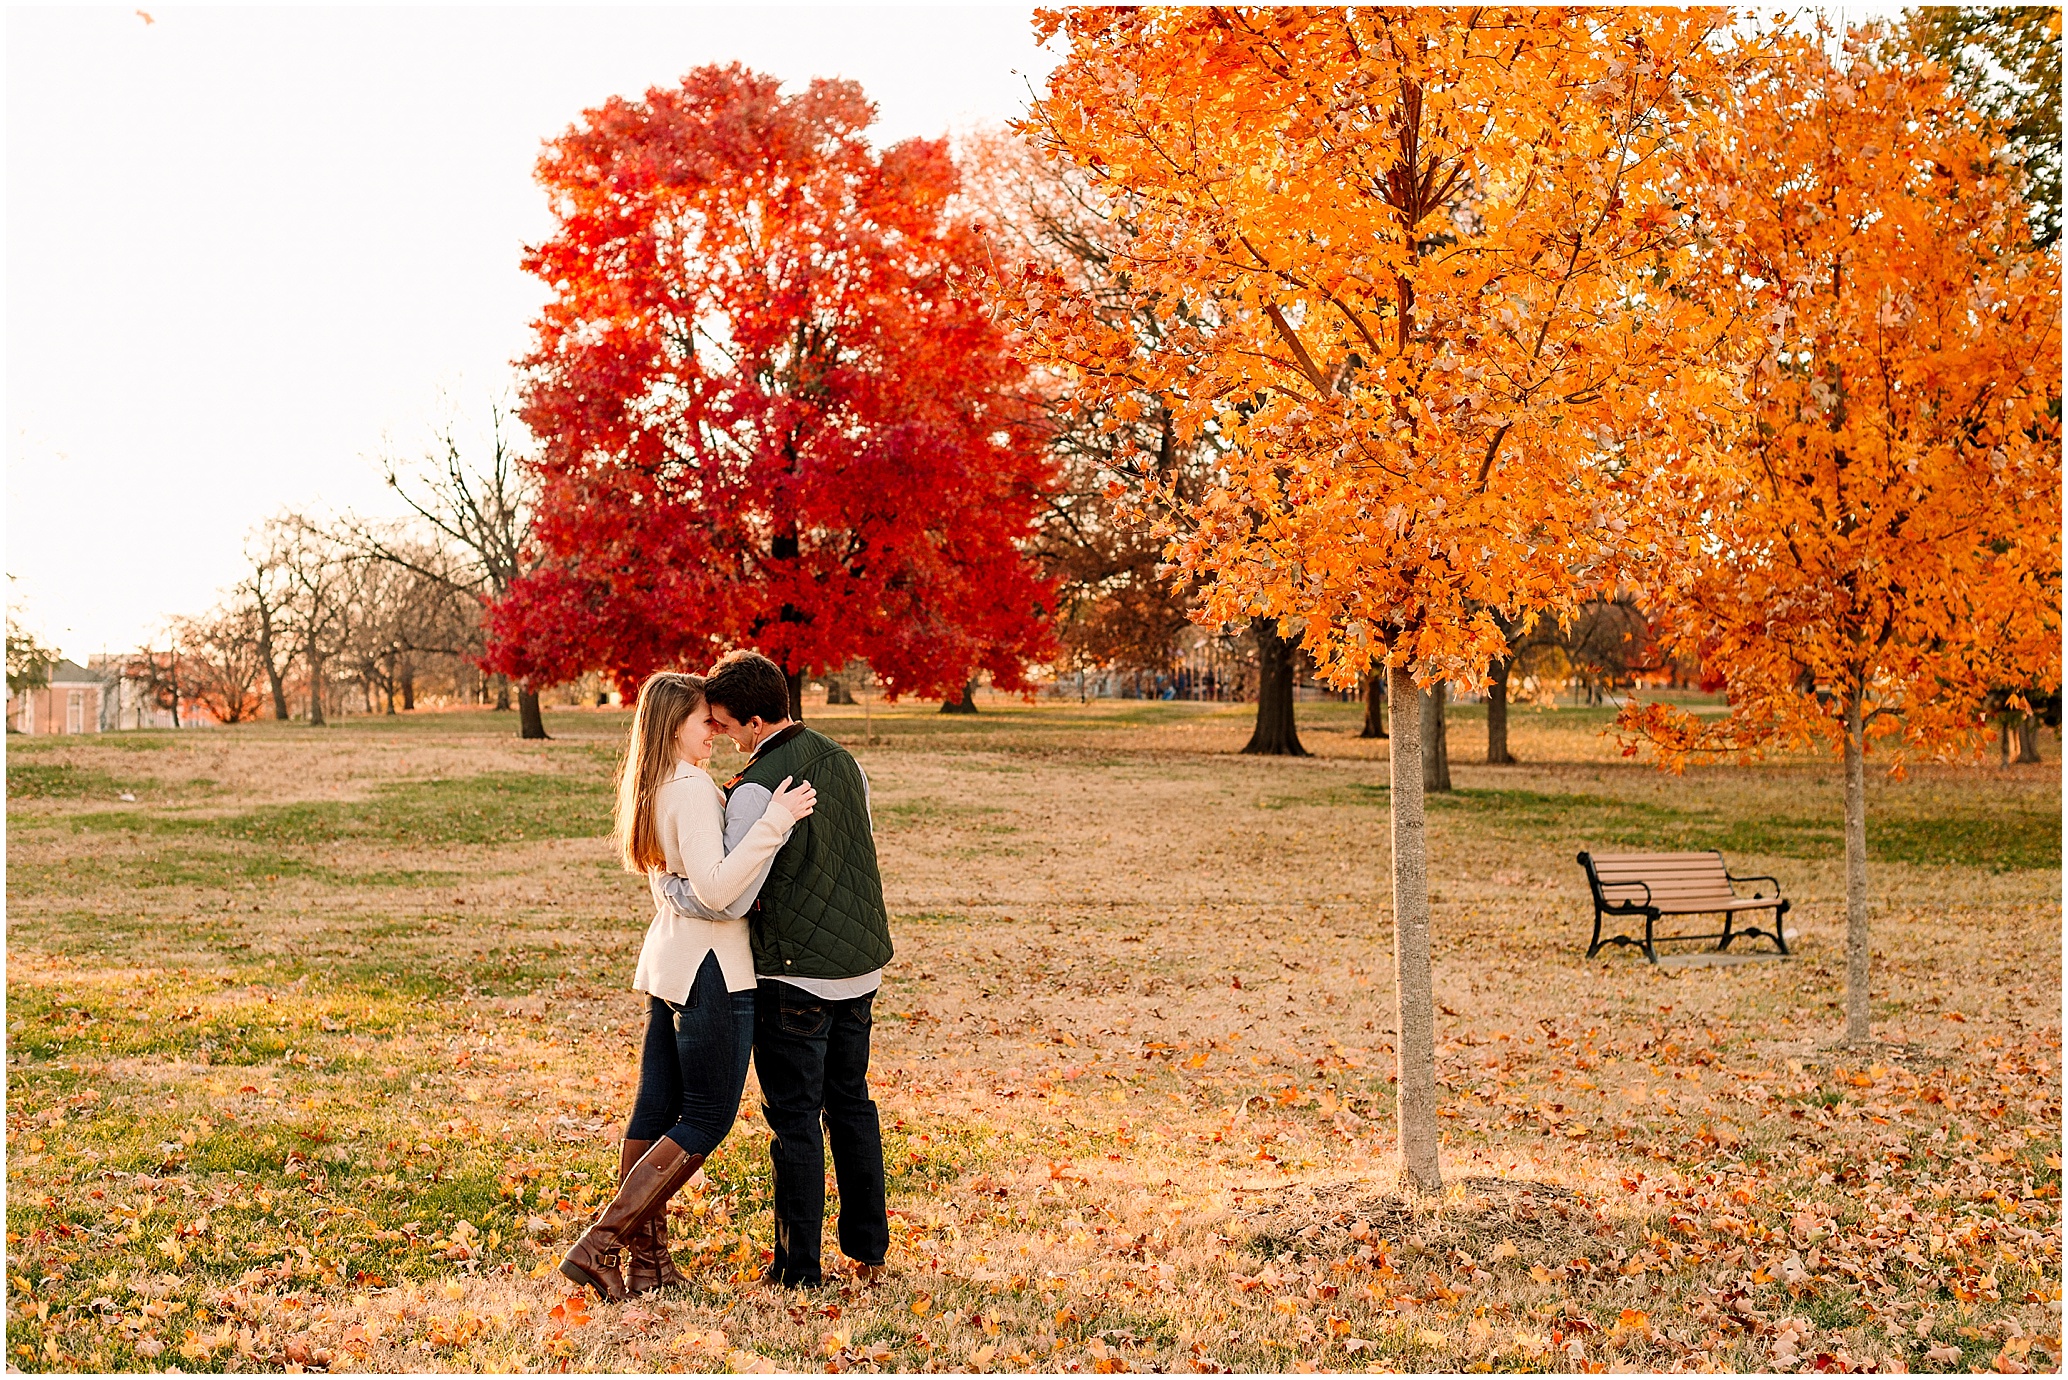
[1618,27,2062,771]
[1000,8,1741,686]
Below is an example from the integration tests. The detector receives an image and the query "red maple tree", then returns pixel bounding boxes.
[489,65,1056,713]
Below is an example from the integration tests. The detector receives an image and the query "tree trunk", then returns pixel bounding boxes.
[1359,674,1387,739]
[1485,658,1515,764]
[493,675,512,712]
[1842,697,1870,1046]
[1387,663,1441,1193]
[826,676,857,706]
[306,648,326,727]
[260,636,290,721]
[1243,617,1308,756]
[401,664,415,711]
[785,669,806,723]
[939,679,980,714]
[1420,682,1451,792]
[1999,713,2011,767]
[518,687,549,740]
[2015,711,2043,763]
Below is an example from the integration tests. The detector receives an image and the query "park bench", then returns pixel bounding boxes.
[1575,850,1790,964]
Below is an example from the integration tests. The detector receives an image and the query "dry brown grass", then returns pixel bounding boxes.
[5,696,2059,1373]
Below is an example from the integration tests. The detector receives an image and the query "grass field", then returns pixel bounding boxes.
[6,695,2060,1373]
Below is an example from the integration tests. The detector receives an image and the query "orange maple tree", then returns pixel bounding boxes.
[1003,7,1738,1190]
[1617,25,2062,1045]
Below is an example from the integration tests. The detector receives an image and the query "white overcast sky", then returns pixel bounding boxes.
[6,4,1059,658]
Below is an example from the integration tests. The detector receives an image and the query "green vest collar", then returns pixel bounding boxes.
[726,722,806,790]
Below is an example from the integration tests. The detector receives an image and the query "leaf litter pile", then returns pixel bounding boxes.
[5,699,2059,1372]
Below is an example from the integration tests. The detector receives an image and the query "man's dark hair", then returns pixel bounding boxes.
[705,650,792,724]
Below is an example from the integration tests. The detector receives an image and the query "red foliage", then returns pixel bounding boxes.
[488,64,1056,699]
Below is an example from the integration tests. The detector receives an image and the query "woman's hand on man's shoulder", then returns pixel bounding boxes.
[767,774,818,826]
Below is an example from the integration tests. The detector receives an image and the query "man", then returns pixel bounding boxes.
[657,650,892,1286]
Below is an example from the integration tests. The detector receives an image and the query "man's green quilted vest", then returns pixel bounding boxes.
[731,726,893,980]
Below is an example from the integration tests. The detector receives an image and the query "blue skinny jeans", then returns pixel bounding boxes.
[625,951,756,1157]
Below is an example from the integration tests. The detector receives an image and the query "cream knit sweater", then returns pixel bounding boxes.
[631,763,797,1002]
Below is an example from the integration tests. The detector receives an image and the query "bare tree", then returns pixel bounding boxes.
[337,551,474,714]
[269,515,357,726]
[237,534,298,720]
[169,607,266,724]
[349,403,547,738]
[120,643,184,728]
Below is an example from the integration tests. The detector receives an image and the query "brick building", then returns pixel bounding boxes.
[9,660,107,735]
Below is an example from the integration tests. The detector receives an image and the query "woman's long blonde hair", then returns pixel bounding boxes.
[614,671,706,873]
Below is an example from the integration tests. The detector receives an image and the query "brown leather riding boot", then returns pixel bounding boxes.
[559,1138,692,1301]
[622,1139,699,1294]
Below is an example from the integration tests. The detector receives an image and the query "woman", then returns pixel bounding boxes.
[560,671,816,1301]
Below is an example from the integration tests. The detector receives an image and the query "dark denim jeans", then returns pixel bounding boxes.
[754,981,889,1284]
[626,951,757,1158]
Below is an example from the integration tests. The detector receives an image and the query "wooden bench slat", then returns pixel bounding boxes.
[1587,852,1724,863]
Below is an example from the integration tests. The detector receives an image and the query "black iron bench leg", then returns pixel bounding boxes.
[1587,908,1605,959]
[1643,909,1659,965]
[1716,909,1736,952]
[1772,902,1790,955]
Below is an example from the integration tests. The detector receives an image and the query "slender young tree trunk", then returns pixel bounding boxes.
[2015,711,2043,764]
[1842,697,1871,1046]
[940,679,980,714]
[1243,617,1308,756]
[1485,658,1515,765]
[1420,682,1451,792]
[1359,674,1387,739]
[307,647,326,727]
[518,687,549,740]
[1388,664,1441,1193]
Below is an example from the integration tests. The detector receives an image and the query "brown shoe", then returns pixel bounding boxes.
[559,1139,695,1301]
[622,1139,698,1294]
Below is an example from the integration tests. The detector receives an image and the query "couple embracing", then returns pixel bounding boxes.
[559,650,893,1300]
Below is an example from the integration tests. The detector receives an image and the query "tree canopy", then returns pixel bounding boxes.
[492,65,1056,707]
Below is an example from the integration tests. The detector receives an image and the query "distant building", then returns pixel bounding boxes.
[9,660,106,735]
[83,653,217,731]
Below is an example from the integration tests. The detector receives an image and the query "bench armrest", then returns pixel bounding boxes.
[1727,872,1782,898]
